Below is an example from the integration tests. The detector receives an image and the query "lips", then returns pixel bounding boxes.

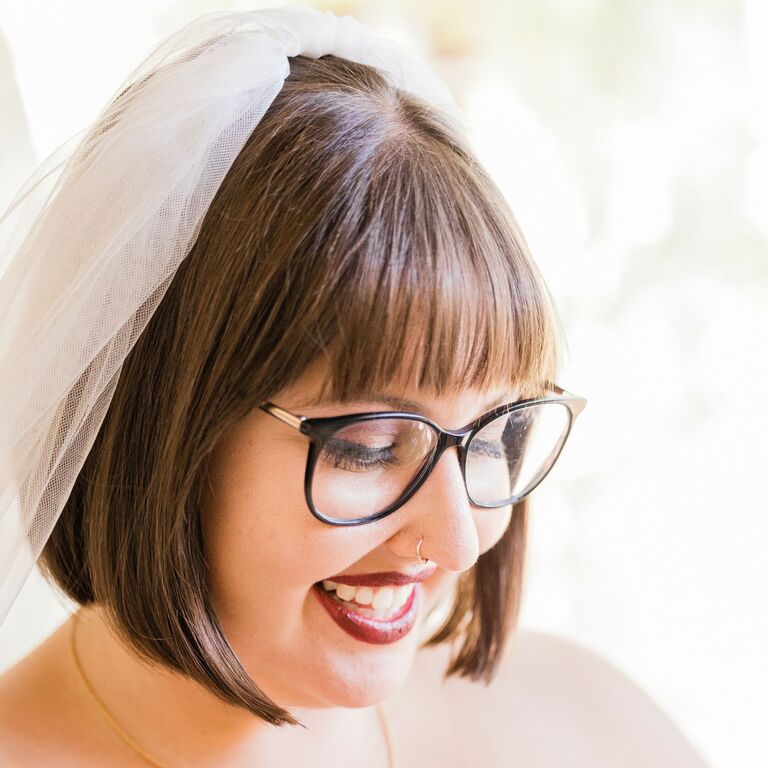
[320,562,438,588]
[312,582,419,644]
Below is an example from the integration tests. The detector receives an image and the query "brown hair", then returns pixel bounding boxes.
[39,52,565,727]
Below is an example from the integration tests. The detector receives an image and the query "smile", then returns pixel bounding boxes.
[312,581,419,644]
[321,580,414,615]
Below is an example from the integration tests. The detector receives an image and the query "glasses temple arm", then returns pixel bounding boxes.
[260,402,305,431]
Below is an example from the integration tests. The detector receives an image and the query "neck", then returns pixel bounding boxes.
[69,604,390,767]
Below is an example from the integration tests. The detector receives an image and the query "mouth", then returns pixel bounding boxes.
[317,561,438,588]
[312,580,420,645]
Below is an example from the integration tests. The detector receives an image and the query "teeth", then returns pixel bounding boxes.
[336,583,358,601]
[371,588,393,610]
[355,586,374,605]
[320,580,413,612]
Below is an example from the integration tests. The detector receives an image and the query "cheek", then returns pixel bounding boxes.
[474,505,513,556]
[200,429,362,618]
[200,434,312,608]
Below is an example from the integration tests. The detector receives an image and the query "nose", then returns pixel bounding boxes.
[387,445,479,573]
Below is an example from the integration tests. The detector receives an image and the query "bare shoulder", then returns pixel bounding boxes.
[0,627,62,766]
[387,629,712,768]
[0,618,117,767]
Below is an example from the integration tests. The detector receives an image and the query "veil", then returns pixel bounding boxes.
[0,4,463,627]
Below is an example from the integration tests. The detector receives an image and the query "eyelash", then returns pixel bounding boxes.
[321,439,402,471]
[320,435,511,473]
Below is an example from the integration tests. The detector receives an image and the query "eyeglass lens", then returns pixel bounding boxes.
[310,402,572,522]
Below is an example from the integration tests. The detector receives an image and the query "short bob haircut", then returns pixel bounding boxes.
[39,51,566,728]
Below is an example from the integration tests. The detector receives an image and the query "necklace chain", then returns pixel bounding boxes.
[70,610,395,767]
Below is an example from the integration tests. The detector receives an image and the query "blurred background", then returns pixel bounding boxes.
[1,1,765,766]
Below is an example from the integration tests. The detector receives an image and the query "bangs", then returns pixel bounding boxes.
[300,132,565,405]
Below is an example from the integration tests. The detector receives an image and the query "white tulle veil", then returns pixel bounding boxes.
[0,4,463,627]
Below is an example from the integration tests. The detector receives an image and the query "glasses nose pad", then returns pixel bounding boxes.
[404,429,451,479]
[430,434,470,486]
[450,431,472,467]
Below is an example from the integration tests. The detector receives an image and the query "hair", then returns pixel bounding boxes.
[38,51,565,728]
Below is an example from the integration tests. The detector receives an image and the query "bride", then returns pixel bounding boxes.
[0,7,710,767]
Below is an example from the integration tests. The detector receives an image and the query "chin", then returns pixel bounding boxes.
[307,637,417,708]
[319,668,409,709]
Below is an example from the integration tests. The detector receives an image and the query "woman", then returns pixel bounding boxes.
[0,7,709,767]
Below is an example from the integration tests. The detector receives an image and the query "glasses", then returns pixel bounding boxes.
[259,383,587,526]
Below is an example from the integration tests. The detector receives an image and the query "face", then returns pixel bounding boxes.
[200,358,516,709]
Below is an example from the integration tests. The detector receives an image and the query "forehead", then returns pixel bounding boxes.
[281,357,519,421]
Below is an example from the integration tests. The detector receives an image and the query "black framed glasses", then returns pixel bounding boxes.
[259,383,587,526]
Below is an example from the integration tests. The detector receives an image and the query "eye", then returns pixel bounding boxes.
[468,437,506,459]
[320,437,402,472]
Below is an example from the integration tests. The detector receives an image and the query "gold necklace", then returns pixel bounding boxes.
[70,610,396,767]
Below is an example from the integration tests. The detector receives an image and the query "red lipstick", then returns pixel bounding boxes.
[321,562,437,588]
[312,582,420,645]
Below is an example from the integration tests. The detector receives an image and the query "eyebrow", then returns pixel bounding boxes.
[294,392,517,417]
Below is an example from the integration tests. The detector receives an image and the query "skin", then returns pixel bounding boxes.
[0,356,715,767]
[0,358,518,767]
[199,357,516,712]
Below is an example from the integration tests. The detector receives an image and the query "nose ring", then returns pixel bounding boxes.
[416,537,428,563]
